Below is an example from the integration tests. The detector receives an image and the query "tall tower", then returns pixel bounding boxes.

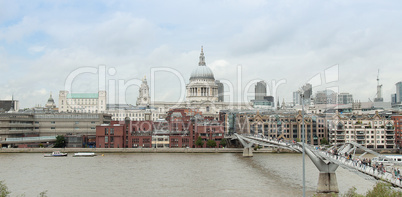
[396,82,402,104]
[8,95,15,112]
[136,76,151,106]
[255,81,267,101]
[374,69,383,102]
[215,80,224,102]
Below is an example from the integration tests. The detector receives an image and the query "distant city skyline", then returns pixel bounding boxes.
[1,1,402,108]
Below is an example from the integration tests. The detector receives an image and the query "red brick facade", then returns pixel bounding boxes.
[96,108,225,148]
[392,115,402,148]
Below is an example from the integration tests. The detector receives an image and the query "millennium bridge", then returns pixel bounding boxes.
[233,134,402,193]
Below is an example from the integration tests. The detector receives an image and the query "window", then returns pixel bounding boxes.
[91,121,95,124]
[105,136,108,143]
[110,136,114,143]
[35,121,39,124]
[105,128,108,135]
[51,121,55,124]
[110,128,114,135]
[51,127,55,129]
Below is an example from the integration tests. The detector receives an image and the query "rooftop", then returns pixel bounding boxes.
[67,93,99,99]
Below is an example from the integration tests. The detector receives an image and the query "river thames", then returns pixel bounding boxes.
[0,153,375,196]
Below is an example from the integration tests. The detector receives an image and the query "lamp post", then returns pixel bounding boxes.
[301,90,306,197]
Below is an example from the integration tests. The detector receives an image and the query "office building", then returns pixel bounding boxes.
[255,81,267,101]
[338,93,353,104]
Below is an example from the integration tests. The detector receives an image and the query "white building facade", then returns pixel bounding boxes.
[58,91,107,113]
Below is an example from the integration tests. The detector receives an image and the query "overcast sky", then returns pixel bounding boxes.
[1,0,402,108]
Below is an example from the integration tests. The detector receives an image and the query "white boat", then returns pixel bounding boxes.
[44,151,68,157]
[73,152,96,157]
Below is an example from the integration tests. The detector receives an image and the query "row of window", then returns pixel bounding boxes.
[62,99,104,105]
[104,128,115,135]
[48,127,96,130]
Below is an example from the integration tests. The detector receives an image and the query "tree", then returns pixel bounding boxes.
[365,182,402,197]
[206,140,216,148]
[320,137,329,145]
[219,138,227,148]
[295,138,301,142]
[195,136,204,148]
[54,135,66,148]
[0,181,47,197]
[340,182,402,197]
[0,180,10,197]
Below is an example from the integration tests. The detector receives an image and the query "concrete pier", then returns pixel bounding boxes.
[317,172,339,193]
[242,147,253,157]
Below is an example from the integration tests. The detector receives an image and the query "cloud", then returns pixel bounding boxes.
[28,45,45,53]
[0,16,40,42]
[1,1,402,108]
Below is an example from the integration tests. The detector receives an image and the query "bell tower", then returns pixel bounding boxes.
[136,76,151,106]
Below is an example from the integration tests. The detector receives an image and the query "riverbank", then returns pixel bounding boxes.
[0,147,296,154]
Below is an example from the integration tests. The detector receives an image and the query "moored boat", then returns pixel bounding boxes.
[73,152,96,157]
[44,151,68,157]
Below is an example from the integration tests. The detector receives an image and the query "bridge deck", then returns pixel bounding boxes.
[238,135,402,188]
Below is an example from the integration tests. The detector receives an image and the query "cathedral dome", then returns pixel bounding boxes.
[190,66,215,80]
[45,92,56,108]
[47,97,54,103]
[189,46,215,80]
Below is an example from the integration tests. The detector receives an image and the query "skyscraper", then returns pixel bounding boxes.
[215,80,224,102]
[396,81,402,104]
[255,81,267,101]
[302,83,312,99]
[293,91,301,105]
[391,94,397,104]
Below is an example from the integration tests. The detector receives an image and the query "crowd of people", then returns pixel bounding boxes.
[327,148,402,183]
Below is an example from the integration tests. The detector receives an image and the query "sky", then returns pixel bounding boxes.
[1,0,402,108]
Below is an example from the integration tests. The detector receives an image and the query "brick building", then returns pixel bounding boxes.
[392,115,402,148]
[96,108,224,148]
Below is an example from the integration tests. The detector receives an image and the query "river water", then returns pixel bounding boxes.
[0,153,375,197]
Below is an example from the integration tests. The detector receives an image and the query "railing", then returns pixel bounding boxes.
[322,152,402,188]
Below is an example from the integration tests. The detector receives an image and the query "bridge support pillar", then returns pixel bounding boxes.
[317,172,339,193]
[243,147,253,157]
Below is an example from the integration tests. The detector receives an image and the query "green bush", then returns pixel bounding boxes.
[0,180,11,197]
[206,140,216,148]
[0,181,47,197]
[340,182,402,197]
